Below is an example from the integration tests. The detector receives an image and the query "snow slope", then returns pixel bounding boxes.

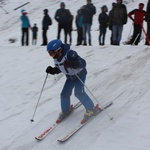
[0,0,150,150]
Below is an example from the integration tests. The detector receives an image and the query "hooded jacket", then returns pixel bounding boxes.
[55,8,72,26]
[81,3,96,25]
[42,9,52,30]
[110,3,127,25]
[53,44,87,80]
[20,12,30,28]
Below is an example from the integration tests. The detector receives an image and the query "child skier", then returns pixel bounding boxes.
[45,39,100,124]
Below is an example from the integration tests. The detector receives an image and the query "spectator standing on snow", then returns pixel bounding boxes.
[108,2,116,45]
[32,23,38,45]
[41,9,52,46]
[20,10,31,46]
[45,39,100,124]
[67,14,74,45]
[109,0,127,45]
[98,5,109,46]
[81,0,96,46]
[75,8,84,46]
[126,3,146,45]
[55,2,72,44]
[145,0,150,45]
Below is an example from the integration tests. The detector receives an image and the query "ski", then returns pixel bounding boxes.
[35,102,82,141]
[57,102,113,143]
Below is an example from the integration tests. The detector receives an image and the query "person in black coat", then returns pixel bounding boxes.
[109,0,127,45]
[145,0,150,45]
[108,2,116,45]
[98,5,109,45]
[41,9,52,46]
[55,2,72,44]
[81,0,96,46]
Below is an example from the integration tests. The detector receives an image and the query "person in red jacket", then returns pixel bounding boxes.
[127,3,146,45]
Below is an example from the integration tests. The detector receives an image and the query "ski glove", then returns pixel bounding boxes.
[46,66,60,75]
[63,60,79,69]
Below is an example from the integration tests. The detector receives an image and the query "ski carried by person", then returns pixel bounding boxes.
[35,102,82,141]
[57,101,113,143]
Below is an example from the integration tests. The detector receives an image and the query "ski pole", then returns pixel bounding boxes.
[30,73,48,122]
[75,73,113,121]
[132,33,140,45]
[128,23,133,39]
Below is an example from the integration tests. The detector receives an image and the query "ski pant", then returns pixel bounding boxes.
[32,34,37,45]
[67,26,72,45]
[42,29,48,45]
[130,24,141,45]
[57,24,68,44]
[82,23,92,45]
[112,25,123,45]
[99,26,107,45]
[60,73,94,113]
[76,27,83,45]
[21,28,29,46]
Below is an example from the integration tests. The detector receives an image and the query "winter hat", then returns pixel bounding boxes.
[87,0,92,3]
[112,2,116,7]
[60,2,65,8]
[21,9,25,14]
[101,5,107,10]
[44,9,48,14]
[116,0,122,3]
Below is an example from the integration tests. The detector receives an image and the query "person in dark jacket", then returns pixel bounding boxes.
[55,2,72,44]
[108,2,116,45]
[75,8,84,46]
[20,10,31,46]
[81,0,96,46]
[32,23,38,45]
[45,39,99,124]
[145,0,150,45]
[109,0,127,45]
[126,3,146,45]
[67,14,74,45]
[98,5,109,45]
[41,9,52,46]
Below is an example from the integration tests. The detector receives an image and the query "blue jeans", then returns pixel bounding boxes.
[82,23,91,45]
[112,25,123,45]
[60,74,94,112]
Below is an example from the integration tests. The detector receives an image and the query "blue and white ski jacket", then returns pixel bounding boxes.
[53,44,87,80]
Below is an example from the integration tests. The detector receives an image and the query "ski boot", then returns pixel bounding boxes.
[56,105,74,123]
[81,104,101,124]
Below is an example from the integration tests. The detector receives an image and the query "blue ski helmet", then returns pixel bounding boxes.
[47,39,62,52]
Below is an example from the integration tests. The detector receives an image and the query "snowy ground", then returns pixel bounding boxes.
[0,0,150,150]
